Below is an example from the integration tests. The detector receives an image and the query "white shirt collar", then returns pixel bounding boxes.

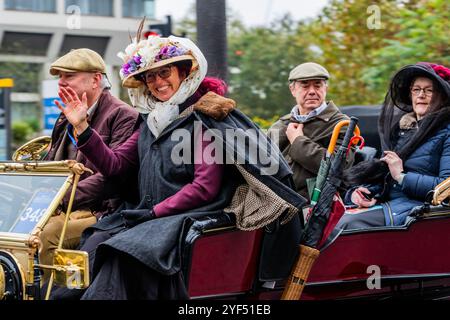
[87,99,99,118]
[291,102,328,123]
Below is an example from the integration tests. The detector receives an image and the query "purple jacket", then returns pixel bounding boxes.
[45,89,140,217]
[77,124,223,218]
[78,129,140,177]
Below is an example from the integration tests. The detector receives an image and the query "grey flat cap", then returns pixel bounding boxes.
[50,48,106,76]
[288,62,330,81]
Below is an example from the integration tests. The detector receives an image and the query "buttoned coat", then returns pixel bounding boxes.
[268,101,354,200]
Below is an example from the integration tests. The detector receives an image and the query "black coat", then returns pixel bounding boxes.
[81,104,306,298]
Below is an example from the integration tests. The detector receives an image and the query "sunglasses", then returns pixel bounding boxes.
[143,65,173,83]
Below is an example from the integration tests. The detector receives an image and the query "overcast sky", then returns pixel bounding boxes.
[155,0,328,27]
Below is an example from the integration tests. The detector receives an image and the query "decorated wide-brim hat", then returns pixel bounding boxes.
[118,36,199,88]
[390,62,450,110]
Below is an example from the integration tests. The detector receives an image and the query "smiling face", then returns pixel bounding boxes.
[290,79,327,115]
[144,64,187,102]
[411,77,434,120]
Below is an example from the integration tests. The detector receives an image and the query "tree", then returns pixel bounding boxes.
[363,0,450,98]
[169,0,449,117]
[298,0,403,106]
[227,15,313,118]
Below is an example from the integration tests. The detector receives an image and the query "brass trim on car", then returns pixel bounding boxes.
[0,264,5,299]
[0,160,93,299]
[12,136,52,161]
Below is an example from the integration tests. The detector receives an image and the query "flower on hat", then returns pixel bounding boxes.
[118,36,189,79]
[418,62,450,82]
[155,45,188,62]
[432,65,450,82]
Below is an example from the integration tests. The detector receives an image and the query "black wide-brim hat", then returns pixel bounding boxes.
[390,63,450,111]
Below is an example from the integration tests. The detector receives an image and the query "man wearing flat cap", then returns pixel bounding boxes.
[39,48,140,280]
[268,62,354,201]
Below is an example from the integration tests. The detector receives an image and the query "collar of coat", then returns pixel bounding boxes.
[180,91,236,120]
[399,112,419,130]
[281,100,340,123]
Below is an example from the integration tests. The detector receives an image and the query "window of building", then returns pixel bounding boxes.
[4,0,56,13]
[122,0,155,18]
[65,0,113,16]
[0,32,52,56]
[59,35,110,57]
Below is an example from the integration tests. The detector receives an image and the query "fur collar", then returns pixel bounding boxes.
[399,112,419,130]
[192,91,236,120]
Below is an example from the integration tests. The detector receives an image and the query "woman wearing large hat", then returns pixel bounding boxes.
[339,62,450,229]
[52,34,306,299]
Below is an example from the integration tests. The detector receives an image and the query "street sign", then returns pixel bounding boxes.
[0,78,14,160]
[42,79,61,136]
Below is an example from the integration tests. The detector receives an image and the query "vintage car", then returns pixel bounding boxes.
[182,187,450,300]
[181,111,450,300]
[1,132,449,300]
[0,137,90,300]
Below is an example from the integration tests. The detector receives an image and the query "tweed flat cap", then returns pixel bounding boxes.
[288,62,330,81]
[50,48,106,75]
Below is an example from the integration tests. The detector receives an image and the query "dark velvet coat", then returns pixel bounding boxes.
[45,89,140,217]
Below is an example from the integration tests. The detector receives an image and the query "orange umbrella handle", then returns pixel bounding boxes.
[327,120,361,154]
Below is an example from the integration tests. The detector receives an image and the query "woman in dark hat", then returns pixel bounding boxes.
[339,62,450,229]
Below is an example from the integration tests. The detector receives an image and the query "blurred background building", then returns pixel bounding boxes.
[0,0,157,144]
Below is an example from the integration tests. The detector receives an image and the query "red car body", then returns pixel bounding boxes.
[185,208,450,300]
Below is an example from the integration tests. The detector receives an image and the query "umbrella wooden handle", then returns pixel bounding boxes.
[327,120,361,154]
[281,244,320,300]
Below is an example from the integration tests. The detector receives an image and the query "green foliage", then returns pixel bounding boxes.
[251,115,280,130]
[227,15,313,118]
[299,0,403,106]
[223,0,450,122]
[363,0,450,97]
[11,118,41,147]
[25,118,41,132]
[12,121,33,145]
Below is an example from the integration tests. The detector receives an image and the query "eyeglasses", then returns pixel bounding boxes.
[410,87,434,97]
[143,66,173,83]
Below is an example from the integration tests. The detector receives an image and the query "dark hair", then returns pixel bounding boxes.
[426,78,446,114]
[173,60,193,79]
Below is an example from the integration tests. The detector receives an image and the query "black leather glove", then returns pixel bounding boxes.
[121,208,156,228]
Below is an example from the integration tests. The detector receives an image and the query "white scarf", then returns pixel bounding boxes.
[128,36,208,137]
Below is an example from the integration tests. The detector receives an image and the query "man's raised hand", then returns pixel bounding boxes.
[54,87,89,133]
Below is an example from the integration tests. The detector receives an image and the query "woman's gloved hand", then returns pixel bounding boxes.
[121,208,156,228]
